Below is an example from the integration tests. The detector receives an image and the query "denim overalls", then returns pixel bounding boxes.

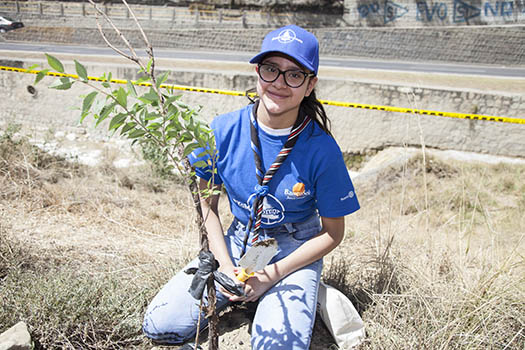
[143,214,323,349]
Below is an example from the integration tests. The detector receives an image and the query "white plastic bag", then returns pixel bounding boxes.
[317,281,365,349]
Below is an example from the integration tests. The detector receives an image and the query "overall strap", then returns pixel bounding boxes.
[243,101,311,252]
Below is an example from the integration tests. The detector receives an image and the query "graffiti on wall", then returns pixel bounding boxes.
[357,0,410,23]
[357,0,525,24]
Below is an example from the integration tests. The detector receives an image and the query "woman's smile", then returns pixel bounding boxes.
[267,89,289,100]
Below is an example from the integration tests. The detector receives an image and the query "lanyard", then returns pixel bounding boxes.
[242,101,311,254]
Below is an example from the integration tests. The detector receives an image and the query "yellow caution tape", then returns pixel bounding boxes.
[2,65,524,125]
[0,65,255,97]
[319,100,525,125]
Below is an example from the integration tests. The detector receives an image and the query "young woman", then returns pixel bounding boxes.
[143,25,360,349]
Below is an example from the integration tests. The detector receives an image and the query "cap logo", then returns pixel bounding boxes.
[272,29,303,44]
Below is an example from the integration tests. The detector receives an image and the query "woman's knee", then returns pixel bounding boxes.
[142,302,199,344]
[250,264,321,349]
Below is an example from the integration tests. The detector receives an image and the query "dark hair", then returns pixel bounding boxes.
[301,89,332,137]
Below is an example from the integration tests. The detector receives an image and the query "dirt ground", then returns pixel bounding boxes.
[2,127,524,349]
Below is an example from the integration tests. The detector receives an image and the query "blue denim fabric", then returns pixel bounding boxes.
[143,214,323,349]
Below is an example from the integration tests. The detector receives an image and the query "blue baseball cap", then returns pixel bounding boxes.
[249,25,319,75]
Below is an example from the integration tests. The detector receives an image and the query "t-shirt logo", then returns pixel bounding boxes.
[340,190,355,201]
[284,182,311,200]
[247,193,285,225]
[292,182,305,196]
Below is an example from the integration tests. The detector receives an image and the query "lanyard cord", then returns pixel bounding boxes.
[241,101,311,255]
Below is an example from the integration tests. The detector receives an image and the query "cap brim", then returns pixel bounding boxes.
[249,50,315,74]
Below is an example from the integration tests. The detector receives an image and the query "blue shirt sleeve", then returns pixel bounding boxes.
[314,143,360,218]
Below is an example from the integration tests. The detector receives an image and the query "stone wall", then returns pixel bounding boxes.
[3,0,525,26]
[3,25,525,66]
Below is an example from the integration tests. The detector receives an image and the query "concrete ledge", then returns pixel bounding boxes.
[1,55,524,159]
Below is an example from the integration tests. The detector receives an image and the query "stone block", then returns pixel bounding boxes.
[0,322,32,350]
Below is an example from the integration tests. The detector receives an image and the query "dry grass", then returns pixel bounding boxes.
[331,153,525,349]
[1,128,524,349]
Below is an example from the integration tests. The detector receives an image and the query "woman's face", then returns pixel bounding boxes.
[256,54,317,128]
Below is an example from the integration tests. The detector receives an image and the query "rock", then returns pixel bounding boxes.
[66,133,77,141]
[352,147,418,185]
[0,321,32,350]
[355,146,525,183]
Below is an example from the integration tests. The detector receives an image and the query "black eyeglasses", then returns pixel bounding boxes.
[257,63,315,88]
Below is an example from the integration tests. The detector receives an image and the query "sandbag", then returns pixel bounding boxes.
[317,282,365,349]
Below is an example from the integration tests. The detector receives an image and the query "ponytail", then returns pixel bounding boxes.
[301,89,332,137]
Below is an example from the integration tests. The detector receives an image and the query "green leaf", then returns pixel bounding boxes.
[146,122,162,131]
[74,60,88,81]
[144,113,161,121]
[49,77,73,90]
[183,142,200,157]
[167,130,181,139]
[149,130,162,138]
[164,94,182,107]
[195,146,209,156]
[102,82,111,88]
[27,64,39,71]
[80,110,90,124]
[177,101,190,110]
[128,129,146,138]
[109,113,128,130]
[180,131,193,142]
[193,160,208,168]
[135,75,150,85]
[45,54,64,73]
[81,91,98,120]
[126,80,137,97]
[141,90,160,103]
[156,71,169,89]
[194,125,201,139]
[120,121,137,135]
[146,59,153,74]
[95,102,116,127]
[116,87,127,108]
[34,69,49,84]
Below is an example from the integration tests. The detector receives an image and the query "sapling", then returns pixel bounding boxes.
[34,0,224,348]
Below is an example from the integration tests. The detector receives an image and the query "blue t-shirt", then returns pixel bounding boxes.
[190,104,359,227]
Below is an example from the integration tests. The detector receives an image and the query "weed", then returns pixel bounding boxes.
[1,263,152,349]
[138,138,176,180]
[342,151,375,171]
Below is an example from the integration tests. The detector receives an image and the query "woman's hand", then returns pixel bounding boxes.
[240,268,276,302]
[217,264,238,282]
[220,266,276,303]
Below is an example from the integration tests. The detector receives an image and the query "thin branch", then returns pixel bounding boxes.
[87,0,147,72]
[94,16,137,63]
[120,0,154,58]
[119,0,158,81]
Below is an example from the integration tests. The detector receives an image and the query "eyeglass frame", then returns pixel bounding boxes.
[257,63,315,88]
